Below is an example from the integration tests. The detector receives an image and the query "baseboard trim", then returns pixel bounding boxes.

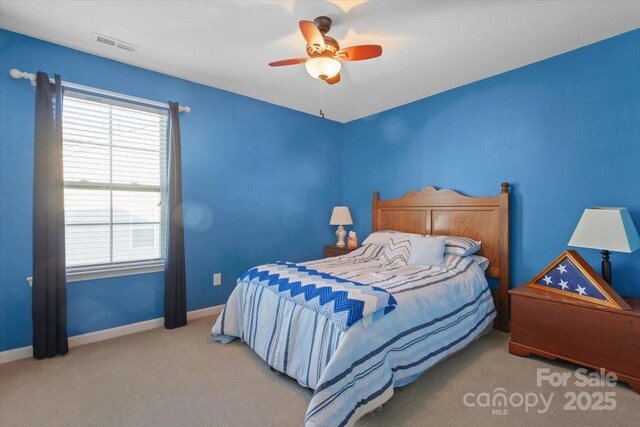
[0,304,224,364]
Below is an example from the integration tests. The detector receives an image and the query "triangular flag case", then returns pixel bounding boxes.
[527,250,630,310]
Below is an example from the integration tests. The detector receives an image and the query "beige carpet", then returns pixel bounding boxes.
[0,315,637,427]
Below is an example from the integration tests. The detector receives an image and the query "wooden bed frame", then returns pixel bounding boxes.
[372,183,510,331]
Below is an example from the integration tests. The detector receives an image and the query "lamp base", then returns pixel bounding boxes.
[335,225,346,247]
[601,250,612,286]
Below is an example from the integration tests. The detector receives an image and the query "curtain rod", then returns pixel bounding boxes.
[9,69,191,113]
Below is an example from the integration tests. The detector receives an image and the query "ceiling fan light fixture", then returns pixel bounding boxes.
[305,57,341,80]
[269,16,382,86]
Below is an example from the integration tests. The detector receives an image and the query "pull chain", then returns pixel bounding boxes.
[319,83,325,119]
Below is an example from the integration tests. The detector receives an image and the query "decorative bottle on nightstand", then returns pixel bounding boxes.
[348,231,358,249]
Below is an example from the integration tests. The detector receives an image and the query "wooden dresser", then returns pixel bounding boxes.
[509,286,640,393]
[323,245,358,258]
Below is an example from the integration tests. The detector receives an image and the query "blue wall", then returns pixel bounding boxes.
[343,29,640,297]
[0,30,343,351]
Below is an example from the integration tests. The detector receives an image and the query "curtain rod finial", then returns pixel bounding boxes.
[10,69,36,86]
[9,68,24,78]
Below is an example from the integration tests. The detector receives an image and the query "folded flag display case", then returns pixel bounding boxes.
[527,250,630,310]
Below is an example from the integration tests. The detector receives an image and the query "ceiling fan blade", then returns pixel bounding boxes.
[299,20,325,53]
[335,45,382,61]
[325,73,341,85]
[268,58,308,67]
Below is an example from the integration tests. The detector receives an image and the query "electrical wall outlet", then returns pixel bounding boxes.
[213,273,222,286]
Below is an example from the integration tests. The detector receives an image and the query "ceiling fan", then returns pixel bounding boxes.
[269,16,382,85]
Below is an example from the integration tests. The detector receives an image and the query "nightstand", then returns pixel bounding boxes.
[323,245,358,258]
[509,285,640,393]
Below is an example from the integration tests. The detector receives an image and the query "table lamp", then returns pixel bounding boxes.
[330,206,353,247]
[568,207,640,286]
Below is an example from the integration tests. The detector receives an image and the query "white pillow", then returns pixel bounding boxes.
[444,236,482,256]
[381,236,412,265]
[363,230,416,246]
[408,235,446,266]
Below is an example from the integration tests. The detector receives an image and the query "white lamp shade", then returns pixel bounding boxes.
[568,207,640,253]
[305,57,341,80]
[329,206,353,226]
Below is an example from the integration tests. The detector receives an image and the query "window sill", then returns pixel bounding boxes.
[66,262,165,283]
[26,262,165,286]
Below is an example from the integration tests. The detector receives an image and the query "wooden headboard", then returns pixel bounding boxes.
[372,183,510,331]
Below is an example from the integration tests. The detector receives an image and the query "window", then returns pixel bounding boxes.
[62,92,167,280]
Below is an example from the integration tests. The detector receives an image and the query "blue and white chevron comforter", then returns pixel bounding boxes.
[239,261,396,331]
[212,244,495,427]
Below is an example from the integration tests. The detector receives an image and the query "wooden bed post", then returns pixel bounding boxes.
[372,191,379,232]
[495,182,511,332]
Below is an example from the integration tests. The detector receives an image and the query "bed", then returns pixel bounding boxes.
[212,183,510,427]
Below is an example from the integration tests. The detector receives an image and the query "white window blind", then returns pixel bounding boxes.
[62,92,167,273]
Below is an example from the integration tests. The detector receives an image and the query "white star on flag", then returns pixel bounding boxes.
[558,279,569,290]
[575,285,587,295]
[543,275,553,285]
[556,264,567,274]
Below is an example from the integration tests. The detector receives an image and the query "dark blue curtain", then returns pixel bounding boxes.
[164,102,187,329]
[32,71,68,358]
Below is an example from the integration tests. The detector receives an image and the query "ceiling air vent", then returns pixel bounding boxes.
[93,33,139,53]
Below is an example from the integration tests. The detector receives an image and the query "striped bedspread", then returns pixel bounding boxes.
[212,244,495,427]
[239,261,397,331]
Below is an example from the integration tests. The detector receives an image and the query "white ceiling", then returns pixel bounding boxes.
[1,1,639,122]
